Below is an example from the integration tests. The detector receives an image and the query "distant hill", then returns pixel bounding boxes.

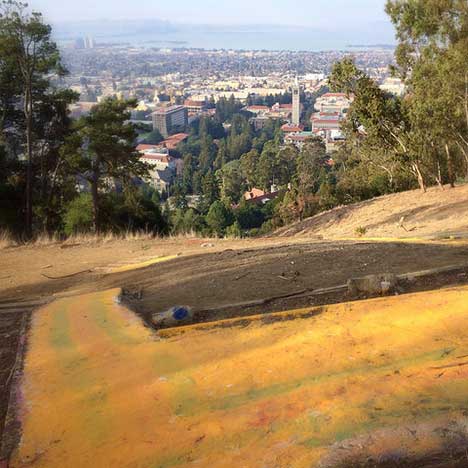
[52,19,177,40]
[274,184,468,240]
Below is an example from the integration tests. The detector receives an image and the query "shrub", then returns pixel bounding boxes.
[355,226,367,237]
[226,221,242,238]
[63,194,94,235]
[206,200,233,236]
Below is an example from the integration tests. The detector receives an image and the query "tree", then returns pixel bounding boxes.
[63,193,93,235]
[386,0,468,182]
[294,138,328,219]
[275,145,298,186]
[216,160,245,204]
[240,149,260,189]
[63,98,147,232]
[198,134,215,173]
[0,1,69,236]
[257,142,278,191]
[199,172,219,213]
[296,138,328,195]
[182,153,195,193]
[34,88,79,231]
[235,202,265,230]
[385,0,468,186]
[206,200,233,236]
[225,220,242,238]
[214,139,227,170]
[144,129,163,145]
[329,58,428,191]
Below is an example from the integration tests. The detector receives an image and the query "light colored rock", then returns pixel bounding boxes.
[151,306,193,328]
[347,273,398,296]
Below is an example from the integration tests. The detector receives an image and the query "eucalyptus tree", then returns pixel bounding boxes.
[0,0,68,236]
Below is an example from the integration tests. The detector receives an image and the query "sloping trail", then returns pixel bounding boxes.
[5,287,468,467]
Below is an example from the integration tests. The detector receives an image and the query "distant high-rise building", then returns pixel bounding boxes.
[292,77,300,126]
[152,105,188,138]
[84,37,95,49]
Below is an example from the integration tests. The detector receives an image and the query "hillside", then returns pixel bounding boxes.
[274,184,468,240]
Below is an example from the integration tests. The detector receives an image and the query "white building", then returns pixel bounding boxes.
[315,93,353,114]
[380,77,406,96]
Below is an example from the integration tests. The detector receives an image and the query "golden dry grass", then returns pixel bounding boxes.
[0,229,204,250]
[276,183,468,239]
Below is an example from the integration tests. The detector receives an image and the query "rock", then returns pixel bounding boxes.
[151,306,193,328]
[347,273,398,297]
[201,242,215,248]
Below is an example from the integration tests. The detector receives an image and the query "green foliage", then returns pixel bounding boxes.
[235,203,265,230]
[144,129,164,145]
[216,160,245,204]
[225,220,242,238]
[63,193,94,235]
[171,208,205,235]
[240,149,260,188]
[63,97,146,232]
[215,95,243,122]
[64,189,167,236]
[355,226,367,237]
[206,200,233,236]
[0,0,76,236]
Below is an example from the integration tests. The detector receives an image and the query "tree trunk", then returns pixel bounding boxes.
[91,168,100,233]
[24,83,33,239]
[445,143,455,188]
[412,161,426,192]
[435,161,444,189]
[44,157,63,232]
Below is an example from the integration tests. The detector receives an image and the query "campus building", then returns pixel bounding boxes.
[152,105,188,138]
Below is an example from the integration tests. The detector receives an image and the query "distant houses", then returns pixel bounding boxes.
[244,187,280,205]
[136,137,187,193]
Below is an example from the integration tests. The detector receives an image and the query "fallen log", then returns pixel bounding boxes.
[41,269,93,280]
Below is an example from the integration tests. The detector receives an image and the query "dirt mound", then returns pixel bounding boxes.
[274,184,468,239]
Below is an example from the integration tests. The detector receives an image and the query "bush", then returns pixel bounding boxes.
[63,193,94,235]
[226,221,242,238]
[355,226,367,237]
[235,203,265,229]
[206,200,233,236]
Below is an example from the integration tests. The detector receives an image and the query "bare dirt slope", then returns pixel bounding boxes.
[275,184,468,239]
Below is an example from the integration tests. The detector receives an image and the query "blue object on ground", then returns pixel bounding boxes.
[172,306,189,321]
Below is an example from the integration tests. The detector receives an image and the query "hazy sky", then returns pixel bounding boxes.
[31,0,390,27]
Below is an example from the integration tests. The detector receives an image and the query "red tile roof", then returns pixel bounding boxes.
[321,93,348,98]
[136,144,162,152]
[244,188,266,200]
[184,99,206,107]
[161,133,189,150]
[281,123,304,132]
